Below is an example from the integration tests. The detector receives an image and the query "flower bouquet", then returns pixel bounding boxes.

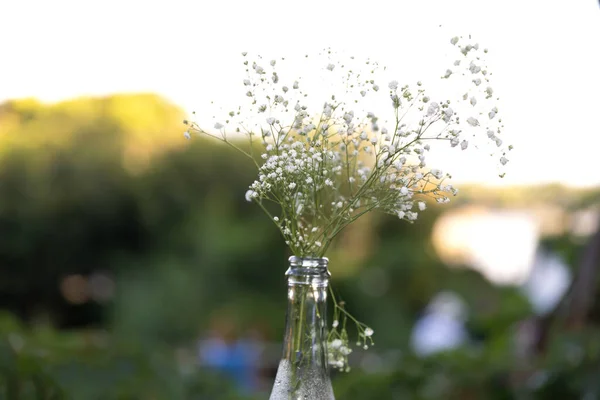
[185,36,510,399]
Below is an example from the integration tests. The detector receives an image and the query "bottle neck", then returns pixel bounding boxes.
[270,257,335,400]
[282,257,330,368]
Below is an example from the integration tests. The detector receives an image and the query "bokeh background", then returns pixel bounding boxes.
[1,0,600,399]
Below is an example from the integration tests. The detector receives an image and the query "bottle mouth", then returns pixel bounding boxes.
[286,257,330,285]
[288,256,329,268]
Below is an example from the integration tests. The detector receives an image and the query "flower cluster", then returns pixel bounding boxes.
[186,37,508,257]
[185,36,510,369]
[327,296,375,371]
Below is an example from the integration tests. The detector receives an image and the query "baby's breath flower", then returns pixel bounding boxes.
[187,38,510,373]
[466,117,479,127]
[245,190,257,202]
[427,102,440,116]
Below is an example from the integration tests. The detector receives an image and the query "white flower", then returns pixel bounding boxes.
[461,140,469,150]
[388,80,398,90]
[343,111,354,124]
[331,339,342,349]
[372,84,379,91]
[418,201,426,211]
[270,59,276,66]
[400,187,409,195]
[500,156,509,165]
[293,81,299,89]
[266,117,276,125]
[489,107,498,119]
[336,201,343,208]
[364,328,374,337]
[450,138,459,147]
[486,86,494,98]
[370,137,378,145]
[443,108,454,121]
[469,62,481,74]
[183,131,191,140]
[273,216,279,222]
[443,69,453,78]
[451,36,459,45]
[472,78,482,86]
[427,102,440,116]
[470,97,477,106]
[495,138,503,147]
[245,190,257,202]
[327,63,335,71]
[466,117,479,127]
[214,122,224,129]
[306,177,313,184]
[332,320,339,328]
[397,211,405,219]
[243,79,251,86]
[431,169,443,179]
[325,178,333,187]
[289,182,296,189]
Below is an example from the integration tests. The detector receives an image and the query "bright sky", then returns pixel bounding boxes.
[1,0,599,187]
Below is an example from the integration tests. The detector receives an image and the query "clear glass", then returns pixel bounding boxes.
[269,256,335,400]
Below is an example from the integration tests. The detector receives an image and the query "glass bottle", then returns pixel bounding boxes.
[269,256,335,400]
